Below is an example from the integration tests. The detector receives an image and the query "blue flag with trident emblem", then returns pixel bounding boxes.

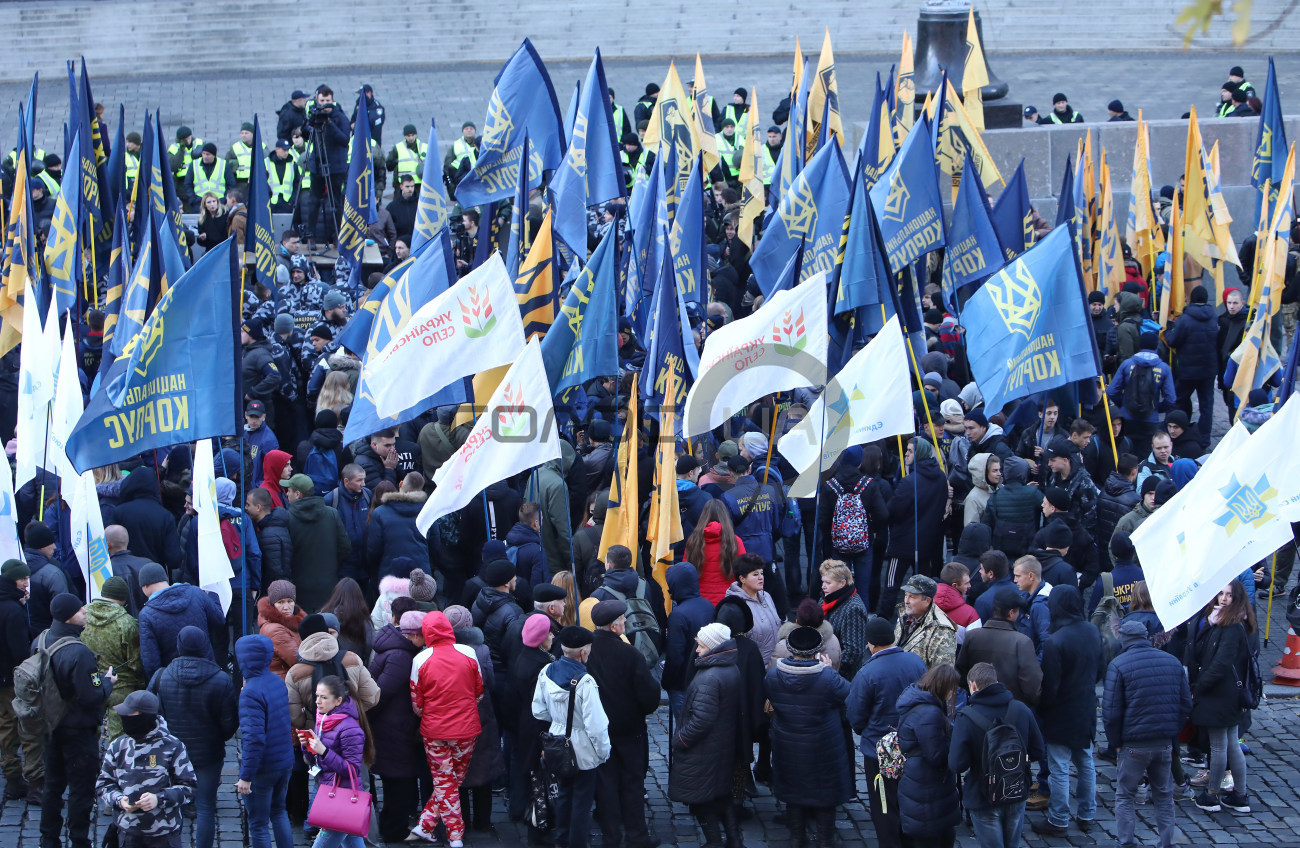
[960,224,1098,412]
[339,96,378,293]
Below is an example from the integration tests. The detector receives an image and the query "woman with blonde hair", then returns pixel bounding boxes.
[819,559,871,679]
[316,371,355,416]
[551,571,578,626]
[195,192,227,249]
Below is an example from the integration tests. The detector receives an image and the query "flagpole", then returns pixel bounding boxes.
[1096,374,1120,467]
[760,401,779,489]
[879,304,908,478]
[903,332,945,473]
[239,435,248,639]
[88,217,98,307]
[1265,551,1279,645]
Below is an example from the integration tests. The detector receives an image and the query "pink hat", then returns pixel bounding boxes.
[399,611,425,634]
[521,613,552,648]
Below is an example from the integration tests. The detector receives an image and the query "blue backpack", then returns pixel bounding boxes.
[304,445,339,496]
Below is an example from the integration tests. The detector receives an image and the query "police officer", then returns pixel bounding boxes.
[608,88,632,140]
[352,84,386,145]
[39,594,116,848]
[763,126,782,189]
[36,154,61,197]
[228,121,258,195]
[716,119,743,183]
[184,142,233,212]
[619,132,644,190]
[1228,65,1256,99]
[445,122,479,190]
[123,131,142,194]
[1041,93,1084,124]
[386,124,427,186]
[167,126,204,196]
[266,139,299,213]
[723,87,750,129]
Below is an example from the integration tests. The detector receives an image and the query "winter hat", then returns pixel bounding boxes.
[242,317,266,342]
[1139,331,1159,351]
[101,576,130,604]
[1232,87,1249,104]
[1,560,30,580]
[299,613,329,640]
[865,616,895,647]
[274,313,295,335]
[1140,475,1162,497]
[839,445,864,471]
[482,539,508,564]
[315,409,339,429]
[50,593,83,623]
[1110,531,1136,562]
[399,611,425,634]
[1230,65,1246,77]
[726,454,751,475]
[1119,619,1149,643]
[1052,92,1068,104]
[1153,479,1178,506]
[1041,519,1073,550]
[240,122,254,133]
[138,562,169,588]
[482,559,515,588]
[201,142,218,155]
[176,126,193,141]
[402,123,418,136]
[695,622,731,651]
[1043,487,1072,513]
[24,522,55,549]
[922,371,943,389]
[177,625,208,658]
[322,291,347,311]
[1189,285,1208,304]
[267,580,296,604]
[1108,99,1124,113]
[521,613,552,648]
[965,408,988,428]
[786,625,824,657]
[1164,409,1191,430]
[408,569,438,602]
[1247,388,1271,407]
[940,399,965,424]
[443,605,473,631]
[559,626,593,649]
[1088,290,1106,304]
[738,432,768,459]
[714,595,754,635]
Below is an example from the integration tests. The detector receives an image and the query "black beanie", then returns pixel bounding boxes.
[1189,285,1208,304]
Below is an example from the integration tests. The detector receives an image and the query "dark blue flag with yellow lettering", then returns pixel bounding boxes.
[454,39,566,209]
[869,113,946,275]
[67,238,241,473]
[644,248,699,428]
[942,147,1004,311]
[836,165,893,325]
[670,155,706,310]
[551,49,625,258]
[1055,154,1076,227]
[410,119,451,254]
[339,96,378,293]
[541,224,619,394]
[992,159,1033,261]
[247,116,277,294]
[1252,57,1287,225]
[960,224,1098,411]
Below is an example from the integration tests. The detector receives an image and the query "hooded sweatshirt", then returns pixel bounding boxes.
[963,453,996,526]
[260,450,293,508]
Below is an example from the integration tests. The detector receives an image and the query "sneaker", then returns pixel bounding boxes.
[1194,791,1222,812]
[1190,769,1210,787]
[1025,792,1050,811]
[406,826,434,842]
[1221,790,1251,814]
[1031,819,1069,837]
[1182,751,1207,767]
[1135,780,1150,805]
[1175,779,1194,800]
[1221,774,1235,792]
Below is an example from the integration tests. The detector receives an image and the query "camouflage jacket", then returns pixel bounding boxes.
[894,602,958,670]
[81,600,145,740]
[96,716,196,836]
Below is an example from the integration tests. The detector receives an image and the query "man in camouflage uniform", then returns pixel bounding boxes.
[79,576,144,741]
[893,575,958,669]
[277,256,330,333]
[95,690,196,848]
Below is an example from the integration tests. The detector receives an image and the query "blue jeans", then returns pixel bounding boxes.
[245,768,294,848]
[310,829,365,848]
[553,768,599,848]
[1045,743,1096,827]
[668,690,685,724]
[192,762,222,848]
[968,803,1024,848]
[1115,745,1175,848]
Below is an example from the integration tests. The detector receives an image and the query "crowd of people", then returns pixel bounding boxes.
[0,59,1294,848]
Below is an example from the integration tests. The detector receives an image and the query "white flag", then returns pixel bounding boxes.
[1134,397,1300,630]
[46,320,84,483]
[67,469,111,599]
[416,339,561,535]
[779,315,913,498]
[362,253,526,418]
[681,272,829,438]
[0,461,22,564]
[192,438,233,615]
[15,290,59,489]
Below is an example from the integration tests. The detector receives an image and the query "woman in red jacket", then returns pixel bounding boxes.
[684,500,746,604]
[408,611,484,847]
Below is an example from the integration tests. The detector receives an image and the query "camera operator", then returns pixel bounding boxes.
[298,84,350,248]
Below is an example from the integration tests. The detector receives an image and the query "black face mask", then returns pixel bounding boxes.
[120,713,158,741]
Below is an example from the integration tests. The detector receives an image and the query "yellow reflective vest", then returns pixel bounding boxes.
[231,140,254,180]
[36,169,60,197]
[394,140,427,180]
[190,158,227,198]
[761,145,777,186]
[452,138,478,171]
[167,138,204,179]
[266,156,297,204]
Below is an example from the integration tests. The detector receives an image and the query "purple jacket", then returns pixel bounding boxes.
[306,697,366,788]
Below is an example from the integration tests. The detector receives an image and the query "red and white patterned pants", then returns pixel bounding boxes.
[416,737,478,841]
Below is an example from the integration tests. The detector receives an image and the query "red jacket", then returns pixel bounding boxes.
[694,521,747,605]
[411,611,483,741]
[935,582,981,631]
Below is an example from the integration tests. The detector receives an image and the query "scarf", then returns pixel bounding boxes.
[822,584,856,617]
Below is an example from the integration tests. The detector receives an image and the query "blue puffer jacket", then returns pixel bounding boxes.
[1103,638,1192,748]
[847,646,927,755]
[148,652,238,767]
[765,657,854,807]
[365,491,431,579]
[896,684,961,838]
[663,563,715,692]
[505,522,548,590]
[235,635,295,780]
[723,474,779,562]
[138,584,226,680]
[323,485,371,581]
[1164,302,1220,381]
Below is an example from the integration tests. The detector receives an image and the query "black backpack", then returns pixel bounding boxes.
[963,706,1030,805]
[1121,362,1156,417]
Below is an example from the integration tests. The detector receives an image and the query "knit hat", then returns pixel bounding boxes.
[965,408,988,428]
[287,474,315,495]
[865,616,895,647]
[1,559,30,580]
[126,131,142,145]
[676,455,703,475]
[399,611,425,634]
[403,123,418,136]
[50,593,83,624]
[786,625,824,656]
[1230,65,1246,77]
[1139,331,1159,351]
[443,605,473,631]
[940,399,965,424]
[267,580,296,604]
[695,622,731,651]
[922,371,943,389]
[299,613,329,640]
[24,522,55,549]
[588,419,612,442]
[1041,519,1073,550]
[1108,99,1124,113]
[1232,87,1249,103]
[1154,479,1178,506]
[726,454,751,476]
[1165,409,1191,430]
[1110,531,1136,561]
[1140,475,1161,497]
[240,122,254,133]
[482,539,508,564]
[1043,487,1072,512]
[559,626,593,649]
[138,562,169,588]
[315,409,339,429]
[177,126,193,141]
[1088,290,1106,304]
[1189,285,1208,304]
[309,323,333,341]
[738,432,768,459]
[322,291,347,311]
[101,576,130,604]
[714,595,753,635]
[201,142,218,155]
[408,569,438,602]
[522,614,552,648]
[177,625,208,658]
[1052,92,1068,104]
[482,559,515,588]
[242,317,266,342]
[274,313,295,336]
[591,599,627,627]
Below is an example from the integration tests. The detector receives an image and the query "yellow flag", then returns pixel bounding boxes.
[1249,143,1296,318]
[1081,131,1098,287]
[1181,108,1219,294]
[645,373,683,617]
[0,151,35,356]
[962,8,988,132]
[692,54,720,175]
[935,79,1003,202]
[791,38,805,104]
[642,63,701,169]
[736,85,765,248]
[515,210,556,340]
[1160,192,1185,326]
[1126,112,1164,280]
[805,28,843,160]
[895,31,915,140]
[597,374,640,564]
[1097,154,1125,298]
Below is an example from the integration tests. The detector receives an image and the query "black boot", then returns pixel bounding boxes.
[814,806,836,846]
[786,805,808,848]
[721,800,746,848]
[693,805,723,848]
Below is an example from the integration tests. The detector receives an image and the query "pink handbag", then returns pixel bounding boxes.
[307,761,372,837]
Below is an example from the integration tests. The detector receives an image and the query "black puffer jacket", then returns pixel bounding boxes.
[112,471,183,576]
[472,586,524,674]
[885,457,948,562]
[981,457,1043,558]
[1187,614,1251,728]
[669,640,742,804]
[1103,638,1192,747]
[0,578,28,687]
[148,654,238,767]
[1165,302,1220,381]
[1094,472,1138,565]
[764,658,854,808]
[896,684,961,838]
[253,507,293,587]
[1038,586,1103,748]
[365,491,431,577]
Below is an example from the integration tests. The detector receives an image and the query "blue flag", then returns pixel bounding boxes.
[550,50,626,259]
[869,114,946,275]
[941,147,1004,311]
[1280,323,1300,402]
[454,40,566,208]
[99,202,131,366]
[342,228,468,444]
[332,251,418,355]
[104,104,126,213]
[339,96,378,293]
[960,225,1099,411]
[151,110,186,254]
[504,133,531,278]
[643,248,699,426]
[541,225,619,394]
[67,239,242,473]
[45,129,84,317]
[410,119,450,255]
[770,59,812,214]
[624,156,661,319]
[751,140,850,297]
[1055,154,1076,227]
[836,166,893,321]
[110,210,162,358]
[1252,57,1287,225]
[992,159,1033,261]
[857,73,895,191]
[670,155,706,310]
[247,116,277,294]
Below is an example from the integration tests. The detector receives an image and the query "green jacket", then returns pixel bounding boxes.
[81,599,144,739]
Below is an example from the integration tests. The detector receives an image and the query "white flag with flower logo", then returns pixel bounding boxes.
[362,253,526,418]
[681,272,828,438]
[416,339,561,534]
